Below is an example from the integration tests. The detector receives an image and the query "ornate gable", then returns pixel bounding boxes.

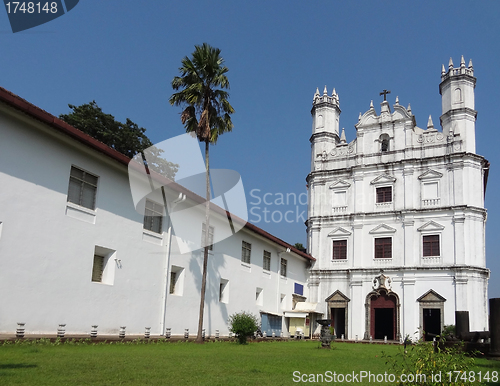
[370,174,396,185]
[417,221,445,232]
[417,289,446,303]
[329,179,351,190]
[328,227,352,237]
[325,290,350,303]
[369,224,396,234]
[418,169,443,180]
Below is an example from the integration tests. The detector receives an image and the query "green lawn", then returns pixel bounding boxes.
[0,340,498,385]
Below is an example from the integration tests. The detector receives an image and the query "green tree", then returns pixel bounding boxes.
[60,101,178,179]
[169,43,234,343]
[294,243,305,251]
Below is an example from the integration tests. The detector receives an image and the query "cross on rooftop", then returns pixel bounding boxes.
[380,89,391,101]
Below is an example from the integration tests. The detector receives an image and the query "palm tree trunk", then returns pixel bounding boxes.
[196,139,211,343]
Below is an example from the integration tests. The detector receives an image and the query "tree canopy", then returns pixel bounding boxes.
[169,42,234,144]
[60,101,178,180]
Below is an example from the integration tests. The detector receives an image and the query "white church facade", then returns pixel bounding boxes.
[306,57,490,341]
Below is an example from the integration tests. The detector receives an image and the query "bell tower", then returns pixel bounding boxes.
[439,56,477,153]
[310,86,341,171]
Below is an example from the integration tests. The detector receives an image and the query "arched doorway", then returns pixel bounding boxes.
[364,272,400,341]
[370,290,396,339]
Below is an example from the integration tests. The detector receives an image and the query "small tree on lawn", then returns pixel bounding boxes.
[228,312,259,344]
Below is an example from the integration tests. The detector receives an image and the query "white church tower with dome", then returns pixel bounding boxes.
[306,57,490,341]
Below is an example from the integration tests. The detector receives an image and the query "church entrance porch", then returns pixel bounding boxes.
[364,272,400,341]
[325,290,350,339]
[417,290,446,341]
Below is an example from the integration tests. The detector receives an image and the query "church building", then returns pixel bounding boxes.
[306,57,490,341]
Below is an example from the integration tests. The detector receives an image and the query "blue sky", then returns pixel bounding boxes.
[2,1,500,296]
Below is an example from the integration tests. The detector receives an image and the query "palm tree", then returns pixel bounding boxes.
[169,43,234,343]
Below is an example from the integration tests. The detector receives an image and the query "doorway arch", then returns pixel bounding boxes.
[365,288,401,340]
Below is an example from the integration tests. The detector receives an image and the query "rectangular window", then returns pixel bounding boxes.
[422,182,439,199]
[332,240,347,260]
[256,287,263,306]
[219,279,229,303]
[280,258,287,277]
[201,223,214,251]
[169,271,177,294]
[294,283,304,296]
[376,186,392,203]
[333,191,347,206]
[242,241,251,264]
[423,235,440,257]
[91,255,104,282]
[263,250,271,271]
[375,237,392,259]
[143,199,163,234]
[67,166,98,210]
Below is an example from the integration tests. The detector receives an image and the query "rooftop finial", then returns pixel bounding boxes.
[460,55,466,68]
[358,112,362,121]
[395,96,399,105]
[332,88,336,97]
[407,103,412,114]
[441,64,446,75]
[370,100,374,109]
[449,57,454,70]
[340,128,346,144]
[427,115,435,130]
[323,85,328,95]
[468,59,473,69]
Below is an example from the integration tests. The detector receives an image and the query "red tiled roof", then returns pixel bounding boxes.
[0,86,315,262]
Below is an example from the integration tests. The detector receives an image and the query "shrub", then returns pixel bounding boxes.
[441,324,455,339]
[383,338,476,386]
[228,312,259,344]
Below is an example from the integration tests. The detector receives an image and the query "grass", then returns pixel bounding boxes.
[0,339,498,385]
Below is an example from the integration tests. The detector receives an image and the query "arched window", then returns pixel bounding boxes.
[380,134,390,152]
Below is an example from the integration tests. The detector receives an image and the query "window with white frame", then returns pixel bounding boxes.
[201,223,214,251]
[91,246,115,285]
[67,166,98,210]
[280,258,287,277]
[376,186,392,203]
[219,279,229,303]
[263,250,271,271]
[169,266,184,295]
[333,191,347,207]
[280,294,286,309]
[143,199,163,234]
[256,287,263,306]
[374,237,392,259]
[241,241,251,264]
[332,239,347,260]
[423,235,440,257]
